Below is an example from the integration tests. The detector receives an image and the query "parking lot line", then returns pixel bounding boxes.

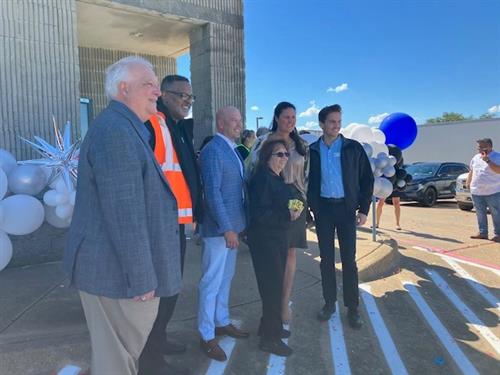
[360,285,408,375]
[443,258,500,312]
[425,269,500,355]
[403,281,479,375]
[328,302,351,375]
[204,320,241,375]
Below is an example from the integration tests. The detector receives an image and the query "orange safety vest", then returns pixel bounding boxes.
[149,113,193,224]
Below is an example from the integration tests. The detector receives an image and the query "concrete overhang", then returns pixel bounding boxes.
[76,1,204,57]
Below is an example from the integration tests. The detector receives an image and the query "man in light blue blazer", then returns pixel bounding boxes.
[198,106,249,361]
[62,56,182,375]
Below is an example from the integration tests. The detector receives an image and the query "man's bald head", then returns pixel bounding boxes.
[216,106,242,142]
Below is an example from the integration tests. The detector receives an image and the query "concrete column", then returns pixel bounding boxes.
[189,22,245,147]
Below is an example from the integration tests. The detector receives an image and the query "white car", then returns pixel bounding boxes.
[456,172,473,211]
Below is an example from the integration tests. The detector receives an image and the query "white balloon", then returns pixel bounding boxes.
[0,230,13,271]
[396,179,406,188]
[44,204,71,228]
[340,128,351,138]
[350,125,373,143]
[0,194,44,235]
[374,177,393,199]
[55,203,73,220]
[362,143,373,158]
[55,177,72,193]
[375,153,389,169]
[382,165,396,177]
[0,149,17,175]
[369,159,376,173]
[55,191,70,205]
[43,189,59,206]
[388,155,397,167]
[49,175,63,189]
[374,168,384,177]
[371,128,386,144]
[0,169,7,200]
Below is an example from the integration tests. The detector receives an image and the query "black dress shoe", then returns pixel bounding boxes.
[317,303,336,321]
[259,338,293,357]
[347,308,362,329]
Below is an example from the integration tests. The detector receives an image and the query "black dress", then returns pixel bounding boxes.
[247,167,292,340]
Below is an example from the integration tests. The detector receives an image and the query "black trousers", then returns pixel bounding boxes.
[249,233,288,340]
[314,199,359,308]
[140,224,186,360]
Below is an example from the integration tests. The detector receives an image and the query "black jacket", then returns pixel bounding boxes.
[145,99,204,223]
[307,134,374,215]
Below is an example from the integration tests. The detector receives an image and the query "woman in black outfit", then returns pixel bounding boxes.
[248,139,302,357]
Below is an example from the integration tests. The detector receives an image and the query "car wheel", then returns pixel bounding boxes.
[458,203,473,211]
[422,187,437,207]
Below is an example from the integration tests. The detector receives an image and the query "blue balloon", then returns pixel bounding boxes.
[379,113,418,150]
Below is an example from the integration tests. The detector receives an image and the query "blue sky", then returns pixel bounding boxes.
[178,0,500,130]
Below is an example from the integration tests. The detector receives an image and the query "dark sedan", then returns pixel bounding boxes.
[399,162,469,207]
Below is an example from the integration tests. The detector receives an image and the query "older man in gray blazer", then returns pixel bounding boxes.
[63,56,182,375]
[197,106,249,362]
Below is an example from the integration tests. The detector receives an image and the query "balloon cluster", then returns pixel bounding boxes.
[0,150,46,271]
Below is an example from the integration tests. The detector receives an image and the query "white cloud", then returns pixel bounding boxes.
[327,83,349,93]
[251,105,259,111]
[368,112,389,125]
[300,121,320,130]
[488,104,500,114]
[299,101,320,117]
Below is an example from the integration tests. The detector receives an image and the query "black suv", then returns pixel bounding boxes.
[399,162,469,207]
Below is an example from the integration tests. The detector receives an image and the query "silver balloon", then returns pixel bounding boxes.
[374,177,393,199]
[382,165,396,178]
[396,179,406,188]
[388,155,397,167]
[8,165,48,195]
[374,168,384,177]
[370,158,376,173]
[362,143,373,158]
[0,149,17,175]
[375,153,389,169]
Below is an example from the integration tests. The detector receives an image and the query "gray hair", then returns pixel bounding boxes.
[104,56,153,101]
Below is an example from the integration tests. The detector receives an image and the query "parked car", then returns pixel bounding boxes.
[399,162,469,207]
[456,172,473,211]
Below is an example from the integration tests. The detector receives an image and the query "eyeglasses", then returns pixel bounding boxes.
[165,90,196,102]
[272,152,290,158]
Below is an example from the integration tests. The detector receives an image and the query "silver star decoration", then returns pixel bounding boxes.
[19,116,80,191]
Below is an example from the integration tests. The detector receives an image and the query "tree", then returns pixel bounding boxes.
[479,112,496,119]
[426,112,473,124]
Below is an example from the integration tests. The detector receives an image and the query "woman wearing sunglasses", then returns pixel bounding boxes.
[248,139,302,357]
[247,101,309,324]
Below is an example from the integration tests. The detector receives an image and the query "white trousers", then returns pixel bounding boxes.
[197,236,237,340]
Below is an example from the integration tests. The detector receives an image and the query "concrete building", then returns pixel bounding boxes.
[403,118,500,165]
[1,0,245,266]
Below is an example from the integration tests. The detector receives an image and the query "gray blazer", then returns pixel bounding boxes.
[63,100,182,299]
[200,134,247,237]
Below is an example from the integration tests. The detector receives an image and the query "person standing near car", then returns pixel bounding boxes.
[467,138,500,242]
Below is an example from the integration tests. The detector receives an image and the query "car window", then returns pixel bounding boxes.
[405,163,439,177]
[438,165,454,176]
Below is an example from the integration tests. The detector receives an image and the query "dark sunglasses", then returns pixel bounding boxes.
[272,152,290,158]
[165,90,196,102]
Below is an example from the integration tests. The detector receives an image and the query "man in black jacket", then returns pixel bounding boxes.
[307,104,373,328]
[139,75,202,375]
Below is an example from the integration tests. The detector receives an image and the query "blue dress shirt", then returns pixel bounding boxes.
[320,136,345,198]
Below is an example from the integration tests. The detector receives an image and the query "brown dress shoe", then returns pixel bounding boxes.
[470,233,488,239]
[200,338,227,361]
[215,323,250,338]
[491,235,500,243]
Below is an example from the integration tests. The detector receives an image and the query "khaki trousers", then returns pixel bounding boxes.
[79,291,159,375]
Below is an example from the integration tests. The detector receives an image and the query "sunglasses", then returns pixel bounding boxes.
[165,90,196,102]
[272,152,290,158]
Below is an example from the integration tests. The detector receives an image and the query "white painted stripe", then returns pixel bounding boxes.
[443,258,500,312]
[360,285,408,375]
[57,365,82,375]
[329,302,352,375]
[265,322,290,375]
[403,282,479,375]
[412,246,500,276]
[425,269,500,355]
[203,320,240,375]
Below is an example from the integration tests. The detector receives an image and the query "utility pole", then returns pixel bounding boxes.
[256,116,263,129]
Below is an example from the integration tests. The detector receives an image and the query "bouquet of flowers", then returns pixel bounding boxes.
[288,199,304,212]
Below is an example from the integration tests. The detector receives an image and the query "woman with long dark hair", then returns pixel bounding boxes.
[247,101,309,324]
[248,139,301,356]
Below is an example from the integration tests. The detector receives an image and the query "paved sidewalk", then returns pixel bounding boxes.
[0,226,398,375]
